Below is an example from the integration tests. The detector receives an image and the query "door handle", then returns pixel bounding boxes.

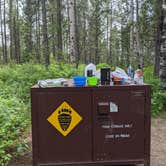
[131,91,145,97]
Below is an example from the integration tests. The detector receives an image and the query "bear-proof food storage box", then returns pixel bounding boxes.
[31,85,151,166]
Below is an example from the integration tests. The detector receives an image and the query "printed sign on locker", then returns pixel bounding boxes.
[47,101,83,136]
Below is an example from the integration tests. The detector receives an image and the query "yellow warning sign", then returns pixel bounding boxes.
[47,101,83,136]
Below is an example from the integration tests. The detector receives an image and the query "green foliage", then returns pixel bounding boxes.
[0,63,165,165]
[0,63,78,165]
[0,97,29,165]
[144,66,166,116]
[96,63,110,69]
[152,91,166,114]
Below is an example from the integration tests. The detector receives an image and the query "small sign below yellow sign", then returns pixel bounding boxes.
[47,101,83,136]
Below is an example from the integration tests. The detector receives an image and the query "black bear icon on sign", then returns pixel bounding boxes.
[58,109,72,131]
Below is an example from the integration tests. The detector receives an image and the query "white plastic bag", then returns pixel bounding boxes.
[112,67,129,79]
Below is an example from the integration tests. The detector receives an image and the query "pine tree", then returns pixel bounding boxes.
[160,0,166,83]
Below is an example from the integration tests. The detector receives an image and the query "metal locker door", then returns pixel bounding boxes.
[32,87,92,165]
[93,88,145,162]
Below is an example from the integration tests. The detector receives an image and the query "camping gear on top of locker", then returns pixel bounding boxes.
[134,65,144,85]
[84,62,96,77]
[72,76,87,86]
[38,78,68,88]
[100,68,110,85]
[127,64,134,78]
[87,76,98,86]
[85,62,98,86]
[37,64,144,88]
[112,67,130,85]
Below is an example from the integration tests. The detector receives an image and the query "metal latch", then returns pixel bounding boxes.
[98,102,109,115]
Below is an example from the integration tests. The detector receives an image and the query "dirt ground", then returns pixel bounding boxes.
[151,118,166,166]
[9,118,166,166]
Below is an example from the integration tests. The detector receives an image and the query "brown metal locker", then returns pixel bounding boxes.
[31,85,151,166]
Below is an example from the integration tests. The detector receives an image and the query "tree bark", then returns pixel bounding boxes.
[9,0,14,60]
[69,0,79,66]
[154,0,162,77]
[94,1,100,64]
[136,0,143,68]
[130,0,134,64]
[3,0,7,63]
[74,0,80,67]
[95,23,99,64]
[51,13,56,60]
[25,0,33,60]
[109,0,113,65]
[66,0,70,59]
[69,0,75,63]
[57,0,63,61]
[83,4,88,64]
[35,0,41,63]
[41,0,50,67]
[0,0,5,63]
[160,0,166,83]
[106,12,109,61]
[13,16,19,63]
[16,0,21,63]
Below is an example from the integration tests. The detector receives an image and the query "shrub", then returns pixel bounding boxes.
[0,63,165,165]
[144,66,166,116]
[0,63,78,165]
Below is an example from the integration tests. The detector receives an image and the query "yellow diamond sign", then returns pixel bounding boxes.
[47,101,83,136]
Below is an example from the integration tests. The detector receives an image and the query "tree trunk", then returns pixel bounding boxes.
[57,0,63,61]
[82,3,88,64]
[41,0,50,67]
[16,0,21,63]
[3,0,7,63]
[154,0,162,77]
[69,0,79,66]
[136,0,143,68]
[51,13,56,60]
[9,0,14,60]
[95,24,99,64]
[160,0,166,83]
[35,0,41,63]
[106,13,109,61]
[66,0,70,59]
[0,0,5,63]
[109,0,113,65]
[13,16,19,63]
[69,0,75,63]
[25,0,33,61]
[74,0,80,67]
[94,1,100,64]
[130,0,134,65]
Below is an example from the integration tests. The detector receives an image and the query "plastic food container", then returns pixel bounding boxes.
[113,77,125,85]
[87,77,98,86]
[73,76,87,86]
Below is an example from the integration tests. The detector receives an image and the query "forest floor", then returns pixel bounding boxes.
[9,118,166,166]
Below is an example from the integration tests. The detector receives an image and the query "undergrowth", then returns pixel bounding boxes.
[144,66,166,116]
[0,63,165,165]
[0,63,78,165]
